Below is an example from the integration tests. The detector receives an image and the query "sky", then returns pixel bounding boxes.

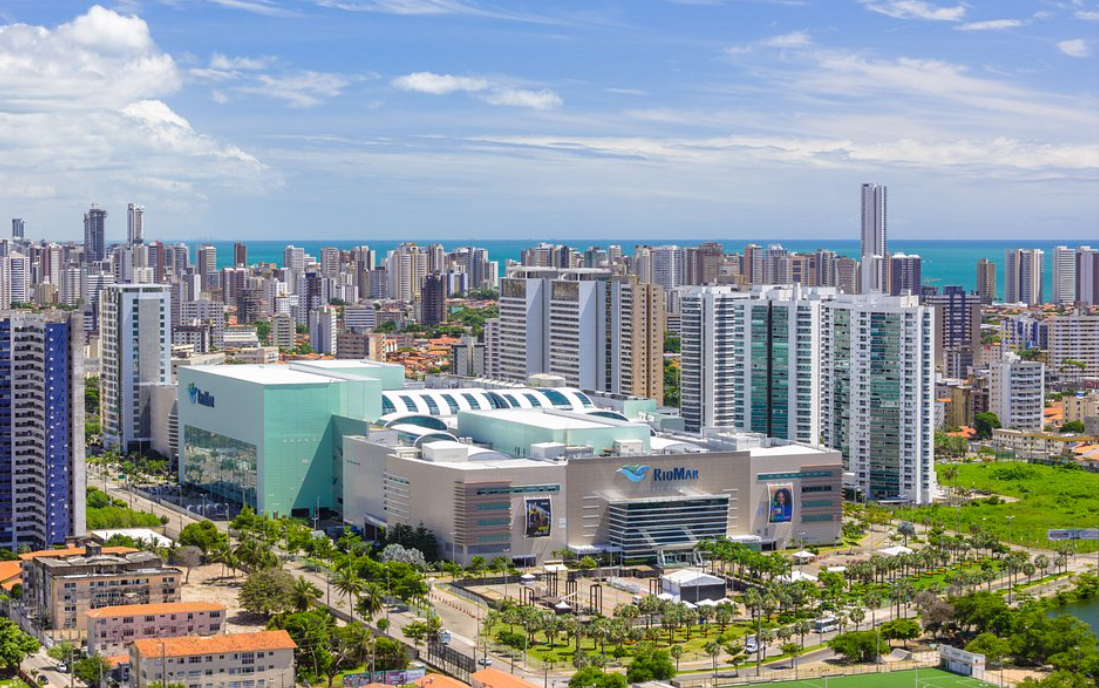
[0,0,1097,243]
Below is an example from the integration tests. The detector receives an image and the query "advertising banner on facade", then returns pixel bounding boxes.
[768,483,794,524]
[525,498,552,538]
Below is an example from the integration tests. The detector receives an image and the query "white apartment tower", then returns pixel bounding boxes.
[1005,248,1044,305]
[491,269,664,401]
[127,203,144,246]
[386,243,428,303]
[820,293,936,504]
[1052,246,1077,305]
[309,306,339,356]
[860,183,887,294]
[989,352,1045,431]
[99,284,172,451]
[679,284,830,443]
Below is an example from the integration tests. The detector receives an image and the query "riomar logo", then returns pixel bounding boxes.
[617,465,649,483]
[188,382,215,408]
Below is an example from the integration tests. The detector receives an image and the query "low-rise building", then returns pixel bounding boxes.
[129,630,296,688]
[234,347,279,364]
[992,428,1099,459]
[86,601,226,656]
[1065,392,1099,425]
[20,544,182,640]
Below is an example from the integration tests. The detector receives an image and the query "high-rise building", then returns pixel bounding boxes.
[1048,313,1099,378]
[127,203,144,246]
[0,252,30,308]
[196,244,217,292]
[889,253,921,296]
[860,183,887,294]
[1005,248,1043,305]
[820,293,936,504]
[271,313,295,349]
[923,286,982,378]
[99,284,172,451]
[283,245,305,272]
[420,273,447,327]
[309,306,339,356]
[684,242,723,286]
[386,243,428,303]
[976,258,997,304]
[11,218,24,240]
[680,285,830,441]
[84,205,107,264]
[1052,246,1077,305]
[489,269,664,400]
[835,256,860,295]
[1078,247,1099,306]
[990,352,1045,431]
[0,312,86,548]
[233,242,248,267]
[321,247,341,279]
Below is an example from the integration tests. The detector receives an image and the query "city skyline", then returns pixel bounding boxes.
[0,1,1096,241]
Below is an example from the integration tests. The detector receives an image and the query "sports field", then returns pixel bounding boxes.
[764,668,992,688]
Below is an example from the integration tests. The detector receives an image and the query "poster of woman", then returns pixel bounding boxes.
[525,498,552,538]
[769,484,793,523]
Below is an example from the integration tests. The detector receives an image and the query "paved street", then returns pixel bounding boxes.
[84,473,1092,686]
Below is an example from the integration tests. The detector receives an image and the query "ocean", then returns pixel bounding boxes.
[179,239,1090,300]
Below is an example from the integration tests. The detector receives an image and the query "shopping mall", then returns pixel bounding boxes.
[175,362,842,563]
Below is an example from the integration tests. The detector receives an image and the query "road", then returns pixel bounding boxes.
[25,650,77,688]
[86,473,1089,685]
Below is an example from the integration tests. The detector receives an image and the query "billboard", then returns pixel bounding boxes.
[525,498,551,538]
[1048,529,1099,541]
[768,483,794,524]
[344,668,426,687]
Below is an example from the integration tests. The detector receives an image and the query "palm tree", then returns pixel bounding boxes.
[670,644,684,671]
[793,620,811,649]
[333,564,364,613]
[849,606,866,632]
[356,582,386,622]
[290,576,322,612]
[704,638,722,681]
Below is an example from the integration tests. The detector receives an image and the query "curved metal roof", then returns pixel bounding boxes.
[380,387,594,417]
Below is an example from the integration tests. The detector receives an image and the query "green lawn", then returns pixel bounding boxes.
[897,462,1099,552]
[768,668,992,688]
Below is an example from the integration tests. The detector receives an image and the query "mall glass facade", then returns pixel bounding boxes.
[183,426,258,508]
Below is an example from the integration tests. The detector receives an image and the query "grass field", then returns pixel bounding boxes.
[767,668,991,688]
[896,462,1099,552]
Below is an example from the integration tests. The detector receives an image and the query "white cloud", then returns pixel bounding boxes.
[210,53,276,70]
[391,71,563,109]
[760,30,811,48]
[207,0,298,17]
[469,133,1099,172]
[190,54,363,106]
[392,72,491,94]
[304,0,558,24]
[956,19,1024,31]
[0,5,273,215]
[1075,10,1099,21]
[481,88,562,110]
[1057,38,1090,57]
[865,1,965,21]
[238,71,358,107]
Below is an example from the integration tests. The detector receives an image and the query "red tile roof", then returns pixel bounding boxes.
[132,631,296,658]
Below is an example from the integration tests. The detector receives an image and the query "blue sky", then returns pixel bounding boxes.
[1,0,1096,242]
